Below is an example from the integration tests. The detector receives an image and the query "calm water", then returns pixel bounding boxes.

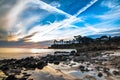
[0,48,75,59]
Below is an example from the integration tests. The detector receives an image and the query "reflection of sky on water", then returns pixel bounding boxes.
[49,61,106,80]
[21,68,65,80]
[69,70,105,80]
[0,48,75,59]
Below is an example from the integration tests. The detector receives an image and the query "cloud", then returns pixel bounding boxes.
[101,0,120,9]
[80,0,120,36]
[0,40,52,48]
[46,0,98,33]
[1,0,119,44]
[97,11,120,20]
[2,0,93,42]
[50,1,61,8]
[97,28,120,36]
[26,0,98,42]
[22,32,38,41]
[0,0,79,41]
[84,20,120,37]
[96,6,120,20]
[5,0,31,29]
[0,0,31,40]
[88,28,120,38]
[0,0,18,39]
[0,0,17,17]
[0,0,119,48]
[32,0,72,17]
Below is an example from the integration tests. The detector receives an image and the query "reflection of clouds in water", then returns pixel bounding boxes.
[28,69,64,80]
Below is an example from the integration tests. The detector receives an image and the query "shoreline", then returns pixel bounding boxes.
[0,49,120,80]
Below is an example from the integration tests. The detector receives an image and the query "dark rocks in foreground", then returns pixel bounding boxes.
[0,51,74,79]
[5,75,17,80]
[0,50,120,80]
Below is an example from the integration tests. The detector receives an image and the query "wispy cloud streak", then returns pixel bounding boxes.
[43,0,98,34]
[29,0,98,42]
[32,0,72,17]
[6,0,30,29]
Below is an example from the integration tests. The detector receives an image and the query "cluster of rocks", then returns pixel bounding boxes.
[0,50,120,80]
[0,57,47,80]
[0,51,77,80]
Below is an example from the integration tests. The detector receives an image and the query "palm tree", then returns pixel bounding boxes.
[74,35,82,43]
[60,39,64,44]
[53,40,57,45]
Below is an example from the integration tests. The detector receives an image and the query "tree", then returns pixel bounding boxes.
[74,35,82,43]
[100,35,108,41]
[53,40,57,45]
[81,36,93,45]
[60,39,64,44]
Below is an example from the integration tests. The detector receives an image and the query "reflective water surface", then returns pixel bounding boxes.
[0,48,75,59]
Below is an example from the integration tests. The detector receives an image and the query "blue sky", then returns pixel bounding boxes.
[0,0,120,47]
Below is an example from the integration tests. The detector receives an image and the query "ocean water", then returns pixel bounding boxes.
[0,48,76,80]
[0,48,75,59]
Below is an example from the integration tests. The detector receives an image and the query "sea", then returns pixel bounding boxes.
[0,48,108,80]
[0,48,75,59]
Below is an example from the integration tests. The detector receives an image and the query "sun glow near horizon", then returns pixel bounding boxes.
[31,49,41,53]
[0,0,120,47]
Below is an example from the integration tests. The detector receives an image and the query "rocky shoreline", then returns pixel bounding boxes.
[0,50,120,80]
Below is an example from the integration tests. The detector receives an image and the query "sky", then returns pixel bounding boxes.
[0,0,120,48]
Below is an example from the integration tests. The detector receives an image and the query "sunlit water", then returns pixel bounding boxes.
[0,48,76,80]
[0,48,75,59]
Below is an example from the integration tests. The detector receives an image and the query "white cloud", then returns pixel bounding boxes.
[4,0,80,41]
[96,7,120,20]
[99,0,120,20]
[50,1,61,8]
[48,0,98,32]
[31,0,71,17]
[85,24,100,32]
[84,19,120,36]
[27,0,98,42]
[28,24,95,42]
[101,0,120,9]
[38,0,98,35]
[75,0,98,17]
[82,0,120,36]
[6,0,31,29]
[15,15,40,35]
[1,0,98,42]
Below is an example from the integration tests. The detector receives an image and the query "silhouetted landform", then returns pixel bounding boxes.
[49,35,120,51]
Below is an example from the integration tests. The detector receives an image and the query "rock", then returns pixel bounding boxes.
[79,65,85,72]
[53,61,60,65]
[112,70,120,75]
[0,70,6,77]
[37,61,47,69]
[70,51,76,55]
[5,75,18,80]
[19,78,27,80]
[83,75,96,80]
[98,72,103,77]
